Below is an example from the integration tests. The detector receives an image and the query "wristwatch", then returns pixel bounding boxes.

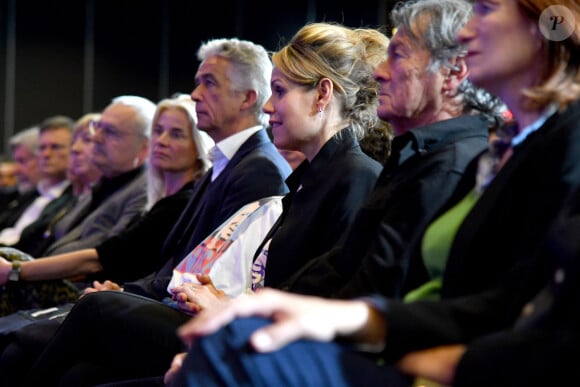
[8,261,21,282]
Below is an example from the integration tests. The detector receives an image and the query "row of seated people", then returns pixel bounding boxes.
[0,96,163,314]
[0,22,397,318]
[0,22,391,385]
[0,12,489,386]
[0,22,392,362]
[0,104,154,261]
[162,0,580,386]
[0,86,392,315]
[0,115,94,254]
[0,0,579,384]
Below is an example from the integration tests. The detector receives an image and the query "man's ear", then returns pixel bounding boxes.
[442,57,469,95]
[240,89,258,111]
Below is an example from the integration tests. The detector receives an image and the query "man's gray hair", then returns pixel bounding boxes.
[111,95,157,139]
[392,0,506,129]
[391,0,472,71]
[197,38,272,127]
[9,126,40,155]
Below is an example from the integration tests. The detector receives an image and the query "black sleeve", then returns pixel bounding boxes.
[454,328,580,387]
[95,190,191,283]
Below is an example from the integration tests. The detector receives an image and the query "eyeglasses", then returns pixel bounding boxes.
[89,120,126,141]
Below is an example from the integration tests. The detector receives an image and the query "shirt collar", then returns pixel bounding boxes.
[511,103,558,147]
[215,125,263,160]
[37,179,70,198]
[391,115,488,166]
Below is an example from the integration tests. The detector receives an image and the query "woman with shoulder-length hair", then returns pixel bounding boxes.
[145,94,213,211]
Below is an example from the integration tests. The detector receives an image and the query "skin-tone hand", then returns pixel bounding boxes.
[81,280,123,296]
[0,249,102,285]
[170,273,228,315]
[163,352,187,385]
[0,257,11,285]
[395,344,467,385]
[177,287,387,353]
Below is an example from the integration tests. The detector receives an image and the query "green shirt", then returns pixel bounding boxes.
[404,188,480,302]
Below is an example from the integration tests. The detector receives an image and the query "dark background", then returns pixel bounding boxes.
[0,0,399,154]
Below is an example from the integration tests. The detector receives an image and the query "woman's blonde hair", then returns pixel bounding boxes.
[272,22,389,139]
[518,0,580,110]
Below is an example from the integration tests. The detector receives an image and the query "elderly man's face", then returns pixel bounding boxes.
[90,103,147,178]
[374,26,446,135]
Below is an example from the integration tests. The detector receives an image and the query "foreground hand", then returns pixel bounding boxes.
[177,288,383,353]
[396,344,467,385]
[163,352,187,385]
[82,280,122,296]
[170,274,228,314]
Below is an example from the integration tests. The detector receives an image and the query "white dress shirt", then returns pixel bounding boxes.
[0,179,70,245]
[209,125,263,182]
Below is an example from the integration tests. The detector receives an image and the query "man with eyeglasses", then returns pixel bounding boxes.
[40,95,153,257]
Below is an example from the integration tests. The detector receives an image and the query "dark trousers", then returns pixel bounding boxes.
[171,316,412,387]
[25,291,190,386]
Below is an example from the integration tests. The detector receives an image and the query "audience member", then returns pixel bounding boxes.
[161,0,580,385]
[12,37,292,386]
[0,128,41,230]
[7,127,41,194]
[67,113,103,196]
[241,22,385,291]
[0,116,74,247]
[39,95,154,256]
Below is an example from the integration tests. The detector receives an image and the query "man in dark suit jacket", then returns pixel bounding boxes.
[13,37,291,386]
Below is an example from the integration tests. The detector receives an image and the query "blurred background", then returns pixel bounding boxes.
[0,0,398,153]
